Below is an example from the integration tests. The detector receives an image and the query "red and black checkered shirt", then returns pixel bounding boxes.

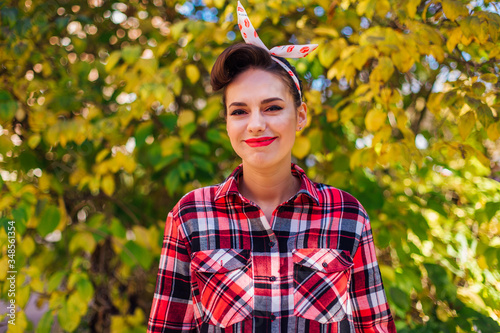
[148,164,396,332]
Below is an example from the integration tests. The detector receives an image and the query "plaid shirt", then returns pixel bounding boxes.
[148,164,396,333]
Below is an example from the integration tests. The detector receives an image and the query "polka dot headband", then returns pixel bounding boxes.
[236,1,318,100]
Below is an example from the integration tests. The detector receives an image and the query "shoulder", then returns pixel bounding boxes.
[313,182,369,220]
[170,184,221,217]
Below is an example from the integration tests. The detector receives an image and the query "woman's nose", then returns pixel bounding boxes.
[247,111,265,132]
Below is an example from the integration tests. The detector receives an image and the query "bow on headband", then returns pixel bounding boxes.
[236,1,318,99]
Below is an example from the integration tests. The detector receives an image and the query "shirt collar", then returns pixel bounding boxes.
[214,163,320,205]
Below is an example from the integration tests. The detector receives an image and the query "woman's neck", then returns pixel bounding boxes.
[239,160,300,208]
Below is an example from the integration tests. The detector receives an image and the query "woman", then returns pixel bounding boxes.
[148,2,396,332]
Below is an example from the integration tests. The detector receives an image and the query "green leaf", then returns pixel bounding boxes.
[0,90,17,122]
[134,122,153,148]
[76,278,95,304]
[485,202,500,221]
[37,205,61,237]
[36,311,54,333]
[48,271,67,293]
[178,161,195,180]
[110,217,127,239]
[424,263,456,299]
[158,113,178,131]
[190,140,210,155]
[192,155,214,174]
[389,287,410,311]
[121,241,153,269]
[122,45,142,64]
[165,168,181,196]
[12,207,28,235]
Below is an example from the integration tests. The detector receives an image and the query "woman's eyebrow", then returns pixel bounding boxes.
[261,97,284,104]
[228,101,247,108]
[228,97,284,109]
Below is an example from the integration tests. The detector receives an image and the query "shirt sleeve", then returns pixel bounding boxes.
[349,212,397,332]
[147,210,196,333]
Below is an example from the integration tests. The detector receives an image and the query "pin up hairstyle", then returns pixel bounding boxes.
[210,43,303,116]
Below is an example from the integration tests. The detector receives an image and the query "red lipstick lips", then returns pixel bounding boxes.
[244,136,277,147]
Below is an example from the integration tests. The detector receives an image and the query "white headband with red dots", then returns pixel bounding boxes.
[236,1,318,100]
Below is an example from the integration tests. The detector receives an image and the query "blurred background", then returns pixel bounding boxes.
[0,0,499,332]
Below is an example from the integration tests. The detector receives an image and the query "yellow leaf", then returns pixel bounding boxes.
[0,256,7,281]
[27,134,41,149]
[177,110,195,127]
[6,310,28,333]
[105,51,121,72]
[375,0,390,18]
[160,137,182,157]
[446,27,462,52]
[186,64,200,84]
[365,108,386,132]
[442,0,469,21]
[391,46,414,72]
[58,299,82,332]
[369,57,394,83]
[20,235,35,256]
[406,0,421,18]
[68,292,88,316]
[111,315,127,332]
[379,264,395,282]
[430,45,445,63]
[357,0,377,19]
[292,136,311,159]
[350,148,377,170]
[372,126,392,145]
[101,174,115,196]
[487,122,500,141]
[427,93,444,114]
[69,232,97,254]
[480,73,498,83]
[326,107,339,122]
[458,111,475,140]
[351,46,378,70]
[96,149,110,163]
[313,27,339,38]
[477,255,488,270]
[17,285,30,309]
[132,225,151,249]
[318,39,345,68]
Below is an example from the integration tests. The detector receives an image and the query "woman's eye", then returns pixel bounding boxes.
[230,109,246,116]
[266,105,283,111]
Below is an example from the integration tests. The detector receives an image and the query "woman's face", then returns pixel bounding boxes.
[225,68,307,170]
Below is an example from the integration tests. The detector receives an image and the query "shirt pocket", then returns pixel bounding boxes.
[191,248,254,328]
[293,248,354,324]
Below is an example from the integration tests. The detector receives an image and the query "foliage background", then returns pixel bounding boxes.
[1,0,500,331]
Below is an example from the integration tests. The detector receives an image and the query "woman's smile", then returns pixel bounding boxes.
[244,136,278,147]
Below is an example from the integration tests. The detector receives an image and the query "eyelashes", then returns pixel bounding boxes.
[230,105,283,116]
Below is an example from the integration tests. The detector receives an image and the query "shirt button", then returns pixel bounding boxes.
[270,314,276,321]
[268,241,275,248]
[322,262,328,268]
[269,276,276,282]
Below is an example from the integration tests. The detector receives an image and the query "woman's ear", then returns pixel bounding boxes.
[296,102,307,131]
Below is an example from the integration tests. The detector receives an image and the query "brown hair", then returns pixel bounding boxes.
[210,43,303,116]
